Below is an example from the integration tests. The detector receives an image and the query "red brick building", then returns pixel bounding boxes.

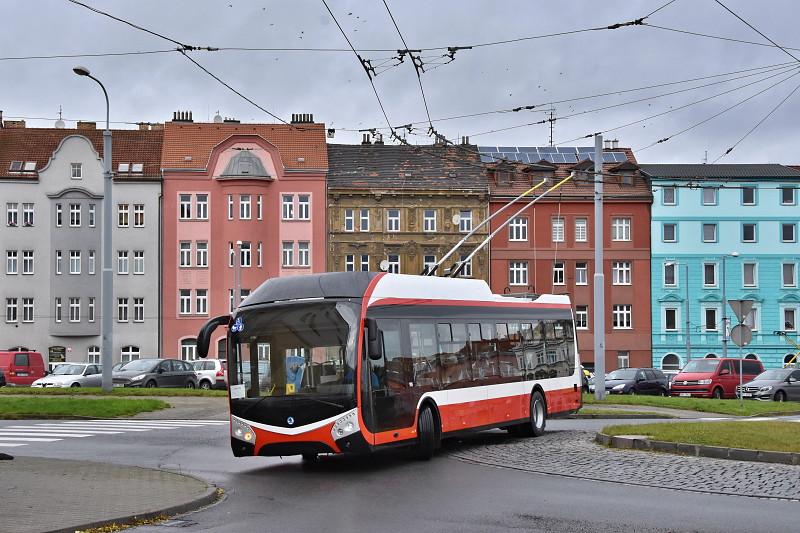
[482,146,652,371]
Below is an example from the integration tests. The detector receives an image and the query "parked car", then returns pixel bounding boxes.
[0,369,6,387]
[670,358,764,399]
[0,350,46,386]
[737,368,800,402]
[112,358,198,388]
[31,363,103,388]
[111,361,128,372]
[603,368,668,395]
[193,359,228,390]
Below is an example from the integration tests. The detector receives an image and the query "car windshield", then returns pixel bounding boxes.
[607,369,638,380]
[681,360,720,373]
[192,361,204,370]
[52,364,85,376]
[120,360,159,372]
[754,369,791,381]
[230,301,359,399]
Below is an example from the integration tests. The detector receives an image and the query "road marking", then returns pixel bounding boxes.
[0,437,61,442]
[61,421,210,428]
[0,431,91,438]
[44,424,153,432]
[0,443,26,447]
[5,426,123,434]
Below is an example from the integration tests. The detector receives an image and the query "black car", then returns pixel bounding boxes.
[737,368,800,402]
[112,358,198,388]
[604,368,668,395]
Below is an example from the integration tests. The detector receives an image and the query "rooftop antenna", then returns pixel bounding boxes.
[548,107,556,146]
[703,150,708,164]
[54,106,65,129]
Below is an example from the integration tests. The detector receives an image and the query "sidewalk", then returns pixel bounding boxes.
[0,456,217,533]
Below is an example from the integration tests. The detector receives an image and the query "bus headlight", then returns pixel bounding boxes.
[331,409,360,441]
[232,417,255,443]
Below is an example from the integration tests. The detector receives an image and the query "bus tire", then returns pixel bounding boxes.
[530,390,547,437]
[415,405,438,460]
[302,453,318,463]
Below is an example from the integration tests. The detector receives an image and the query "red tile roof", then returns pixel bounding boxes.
[0,127,163,179]
[161,122,328,171]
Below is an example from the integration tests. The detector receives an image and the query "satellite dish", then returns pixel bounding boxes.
[379,259,390,272]
[451,213,461,225]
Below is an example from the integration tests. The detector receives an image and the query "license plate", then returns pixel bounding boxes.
[742,393,752,398]
[113,383,124,388]
[679,393,691,397]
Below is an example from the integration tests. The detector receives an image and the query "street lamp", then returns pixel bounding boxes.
[721,251,740,358]
[74,66,113,392]
[665,261,691,365]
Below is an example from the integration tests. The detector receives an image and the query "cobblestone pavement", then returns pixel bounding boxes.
[447,430,800,501]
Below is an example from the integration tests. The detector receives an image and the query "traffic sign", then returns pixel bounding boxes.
[730,324,752,347]
[728,299,754,324]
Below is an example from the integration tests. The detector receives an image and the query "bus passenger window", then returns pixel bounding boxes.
[438,322,471,387]
[409,322,440,389]
[378,321,410,392]
[496,322,523,380]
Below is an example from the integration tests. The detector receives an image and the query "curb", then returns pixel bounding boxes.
[596,432,800,465]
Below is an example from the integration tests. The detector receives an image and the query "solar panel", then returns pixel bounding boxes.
[583,153,594,161]
[479,154,494,163]
[517,147,539,153]
[614,153,628,162]
[498,146,518,153]
[478,146,499,153]
[517,153,531,163]
[538,154,553,163]
[538,146,558,153]
[602,153,615,162]
[556,147,575,153]
[563,154,578,163]
[577,146,595,153]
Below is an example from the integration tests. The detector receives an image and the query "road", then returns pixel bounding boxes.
[3,414,799,533]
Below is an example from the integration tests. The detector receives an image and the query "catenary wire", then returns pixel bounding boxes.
[713,0,800,63]
[645,24,800,54]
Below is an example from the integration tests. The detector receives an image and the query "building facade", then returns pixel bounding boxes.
[327,141,489,280]
[160,115,328,360]
[0,120,163,366]
[643,164,800,370]
[482,146,653,371]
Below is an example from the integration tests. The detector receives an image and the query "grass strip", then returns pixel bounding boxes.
[0,397,168,418]
[583,393,800,416]
[578,408,672,417]
[0,387,227,397]
[602,421,800,453]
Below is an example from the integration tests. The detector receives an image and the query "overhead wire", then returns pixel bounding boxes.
[645,25,800,54]
[713,0,800,63]
[643,0,680,19]
[0,49,178,61]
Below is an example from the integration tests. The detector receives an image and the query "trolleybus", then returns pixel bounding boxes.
[197,271,582,460]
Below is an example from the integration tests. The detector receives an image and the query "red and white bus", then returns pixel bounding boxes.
[197,271,582,460]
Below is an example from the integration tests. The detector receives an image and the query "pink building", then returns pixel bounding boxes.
[160,115,329,360]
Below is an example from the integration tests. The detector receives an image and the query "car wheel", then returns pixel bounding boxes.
[70,382,81,388]
[774,391,786,402]
[659,388,668,397]
[627,389,636,395]
[186,380,196,389]
[199,380,212,390]
[415,405,439,460]
[712,387,724,399]
[145,380,157,389]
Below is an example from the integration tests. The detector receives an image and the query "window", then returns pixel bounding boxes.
[133,298,144,322]
[179,290,191,315]
[118,298,129,322]
[298,242,310,267]
[133,251,144,275]
[88,298,95,322]
[423,210,436,232]
[702,187,717,205]
[55,250,62,275]
[423,255,436,273]
[387,209,400,232]
[55,204,62,227]
[8,161,23,172]
[257,242,262,268]
[509,261,528,285]
[133,204,145,227]
[118,163,129,173]
[6,203,18,226]
[741,186,756,205]
[662,186,676,205]
[298,195,310,220]
[612,305,632,329]
[360,209,370,231]
[781,223,796,242]
[196,194,208,220]
[744,307,759,331]
[240,242,251,268]
[227,194,233,220]
[612,261,632,285]
[387,254,400,274]
[703,263,717,286]
[179,194,191,220]
[196,290,208,315]
[743,262,757,287]
[181,339,198,361]
[120,346,140,363]
[69,203,81,227]
[575,262,588,285]
[117,204,129,227]
[5,298,18,323]
[780,187,796,206]
[509,217,527,241]
[551,217,565,242]
[783,263,797,287]
[575,217,588,242]
[459,210,472,233]
[704,307,718,331]
[664,308,678,331]
[228,242,234,267]
[179,242,192,268]
[282,195,294,220]
[71,163,82,179]
[69,250,81,274]
[345,254,355,272]
[553,261,565,285]
[22,298,34,322]
[196,242,207,268]
[784,308,797,331]
[575,305,588,329]
[117,250,129,274]
[360,254,370,272]
[22,203,34,226]
[611,217,631,241]
[702,223,717,243]
[663,223,676,242]
[6,251,18,275]
[88,204,96,227]
[257,195,262,220]
[742,223,756,242]
[344,209,354,232]
[54,298,62,323]
[22,250,33,275]
[88,250,96,275]
[282,242,293,267]
[617,351,630,369]
[87,346,100,363]
[459,253,472,278]
[239,194,251,220]
[664,262,676,286]
[69,298,80,323]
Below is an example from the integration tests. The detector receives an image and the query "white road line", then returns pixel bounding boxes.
[61,421,207,428]
[0,443,26,447]
[0,437,61,442]
[5,426,123,434]
[44,425,152,432]
[0,432,91,438]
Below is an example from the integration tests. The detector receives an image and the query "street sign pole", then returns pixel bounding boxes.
[728,299,755,408]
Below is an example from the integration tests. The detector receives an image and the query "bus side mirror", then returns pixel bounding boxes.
[198,315,230,359]
[366,318,383,360]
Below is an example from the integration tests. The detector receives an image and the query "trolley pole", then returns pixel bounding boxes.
[593,134,606,400]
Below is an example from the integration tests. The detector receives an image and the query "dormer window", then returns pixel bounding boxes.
[131,163,143,173]
[220,150,270,179]
[9,161,23,172]
[71,163,82,179]
[118,163,130,173]
[23,161,36,172]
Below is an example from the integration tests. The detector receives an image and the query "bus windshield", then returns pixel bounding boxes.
[230,300,360,400]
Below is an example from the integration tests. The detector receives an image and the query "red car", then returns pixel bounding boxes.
[0,351,46,386]
[670,358,764,399]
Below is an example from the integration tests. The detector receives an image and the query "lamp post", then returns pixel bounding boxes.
[73,66,113,392]
[721,251,740,358]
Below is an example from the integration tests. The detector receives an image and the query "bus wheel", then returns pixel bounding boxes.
[301,453,318,463]
[530,390,547,437]
[415,406,438,460]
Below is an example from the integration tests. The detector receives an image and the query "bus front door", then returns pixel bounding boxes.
[367,321,416,437]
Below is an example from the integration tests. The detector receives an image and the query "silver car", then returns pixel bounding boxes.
[31,363,103,388]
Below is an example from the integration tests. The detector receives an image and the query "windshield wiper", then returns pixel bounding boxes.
[302,397,345,409]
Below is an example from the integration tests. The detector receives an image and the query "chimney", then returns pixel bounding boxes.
[374,133,384,145]
[361,134,372,145]
[603,140,612,149]
[223,117,240,124]
[172,111,193,123]
[150,123,164,130]
[461,136,470,145]
[291,113,314,124]
[77,121,96,130]
[138,122,149,131]
[4,119,26,129]
[611,139,619,149]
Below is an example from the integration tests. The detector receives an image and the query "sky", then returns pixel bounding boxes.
[2,0,799,164]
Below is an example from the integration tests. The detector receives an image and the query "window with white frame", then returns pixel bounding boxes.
[459,210,472,233]
[780,186,796,206]
[88,250,96,275]
[663,223,677,242]
[133,298,144,322]
[196,242,207,268]
[5,298,18,322]
[298,195,310,220]
[6,203,19,227]
[133,251,144,275]
[196,194,208,220]
[55,250,62,275]
[551,217,565,242]
[22,250,33,275]
[117,250,129,274]
[611,217,631,241]
[509,217,527,241]
[69,250,81,274]
[88,298,95,322]
[22,203,34,226]
[87,345,100,363]
[702,187,717,205]
[240,194,251,220]
[575,305,588,329]
[118,298,129,322]
[117,204,129,227]
[664,262,676,286]
[553,261,565,285]
[617,351,630,369]
[360,209,370,231]
[55,204,62,227]
[120,346,140,363]
[282,242,293,266]
[196,290,208,315]
[257,195,262,220]
[69,203,81,227]
[360,254,369,272]
[179,242,191,267]
[781,223,796,243]
[509,261,528,285]
[575,262,588,285]
[662,186,676,205]
[702,223,717,243]
[612,261,632,285]
[178,290,191,315]
[459,253,472,278]
[228,242,234,267]
[703,263,717,286]
[22,298,33,322]
[181,339,198,361]
[423,210,436,232]
[257,242,262,268]
[54,297,62,322]
[744,306,759,331]
[783,263,797,287]
[784,307,797,331]
[423,255,436,273]
[133,204,145,227]
[612,305,632,329]
[298,242,310,267]
[6,251,18,274]
[742,223,756,242]
[743,262,757,287]
[69,297,80,322]
[179,194,191,220]
[704,307,718,331]
[282,195,294,220]
[88,204,96,227]
[71,162,82,179]
[227,194,234,220]
[742,186,756,205]
[664,307,678,331]
[240,242,251,267]
[387,209,400,232]
[345,254,355,272]
[575,217,588,242]
[344,209,354,232]
[387,254,400,274]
